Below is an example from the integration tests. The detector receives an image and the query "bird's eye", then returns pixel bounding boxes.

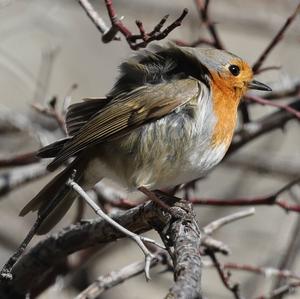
[229,65,240,76]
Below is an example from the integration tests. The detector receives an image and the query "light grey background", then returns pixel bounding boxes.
[0,1,300,298]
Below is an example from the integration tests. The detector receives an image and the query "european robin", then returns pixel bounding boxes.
[20,44,271,234]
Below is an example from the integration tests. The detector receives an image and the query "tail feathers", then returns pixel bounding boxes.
[37,137,72,158]
[20,158,84,235]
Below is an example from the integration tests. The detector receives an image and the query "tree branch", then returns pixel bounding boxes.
[190,178,300,213]
[228,98,300,154]
[0,198,203,299]
[79,0,188,50]
[252,3,300,73]
[76,250,167,299]
[194,0,224,49]
[163,201,202,299]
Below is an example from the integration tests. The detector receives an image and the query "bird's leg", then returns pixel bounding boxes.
[138,186,171,211]
[67,178,165,281]
[139,187,184,217]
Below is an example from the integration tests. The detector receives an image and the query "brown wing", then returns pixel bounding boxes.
[66,97,110,136]
[47,78,200,171]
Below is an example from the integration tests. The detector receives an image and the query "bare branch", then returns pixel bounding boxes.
[256,281,300,299]
[203,208,255,235]
[78,0,188,50]
[252,3,300,73]
[206,249,243,299]
[222,263,300,281]
[246,95,300,120]
[32,97,66,134]
[194,0,224,49]
[163,201,202,299]
[78,0,111,35]
[67,178,161,280]
[0,151,39,168]
[190,178,300,213]
[0,163,48,197]
[0,198,203,298]
[228,98,300,154]
[76,250,166,299]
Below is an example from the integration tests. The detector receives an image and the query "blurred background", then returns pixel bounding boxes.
[0,0,300,298]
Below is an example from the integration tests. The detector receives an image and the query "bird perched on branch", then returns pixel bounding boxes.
[20,44,271,234]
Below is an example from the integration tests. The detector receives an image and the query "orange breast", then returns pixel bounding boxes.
[210,75,240,148]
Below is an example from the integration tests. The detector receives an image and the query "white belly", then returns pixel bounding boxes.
[83,90,229,191]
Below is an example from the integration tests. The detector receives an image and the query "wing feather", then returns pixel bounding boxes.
[48,79,200,171]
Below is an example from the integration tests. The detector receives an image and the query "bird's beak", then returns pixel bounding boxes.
[248,80,272,91]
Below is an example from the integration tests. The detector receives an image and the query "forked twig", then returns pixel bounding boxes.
[67,176,164,280]
[79,0,188,50]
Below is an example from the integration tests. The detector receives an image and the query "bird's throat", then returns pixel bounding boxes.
[210,78,240,148]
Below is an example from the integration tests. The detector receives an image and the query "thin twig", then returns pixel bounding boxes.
[246,95,300,120]
[252,3,300,73]
[254,66,281,75]
[79,0,188,50]
[264,82,300,100]
[203,208,255,235]
[0,151,39,167]
[32,99,66,134]
[203,260,300,281]
[206,249,243,299]
[194,0,224,49]
[78,0,111,35]
[256,281,300,299]
[76,250,166,299]
[190,178,300,213]
[229,98,300,154]
[272,216,300,295]
[67,177,163,280]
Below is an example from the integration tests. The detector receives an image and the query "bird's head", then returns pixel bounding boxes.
[189,47,271,98]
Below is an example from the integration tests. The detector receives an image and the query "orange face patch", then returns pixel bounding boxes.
[209,59,253,148]
[210,75,239,148]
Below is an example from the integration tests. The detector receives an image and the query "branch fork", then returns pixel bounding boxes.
[66,176,164,280]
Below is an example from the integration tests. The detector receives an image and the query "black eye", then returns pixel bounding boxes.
[229,65,240,76]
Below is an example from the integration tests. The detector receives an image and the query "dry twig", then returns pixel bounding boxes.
[190,178,300,213]
[194,0,224,49]
[206,249,243,299]
[79,0,188,50]
[67,177,163,280]
[76,250,166,299]
[252,3,300,73]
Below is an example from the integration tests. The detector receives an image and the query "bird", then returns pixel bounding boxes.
[20,44,271,234]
